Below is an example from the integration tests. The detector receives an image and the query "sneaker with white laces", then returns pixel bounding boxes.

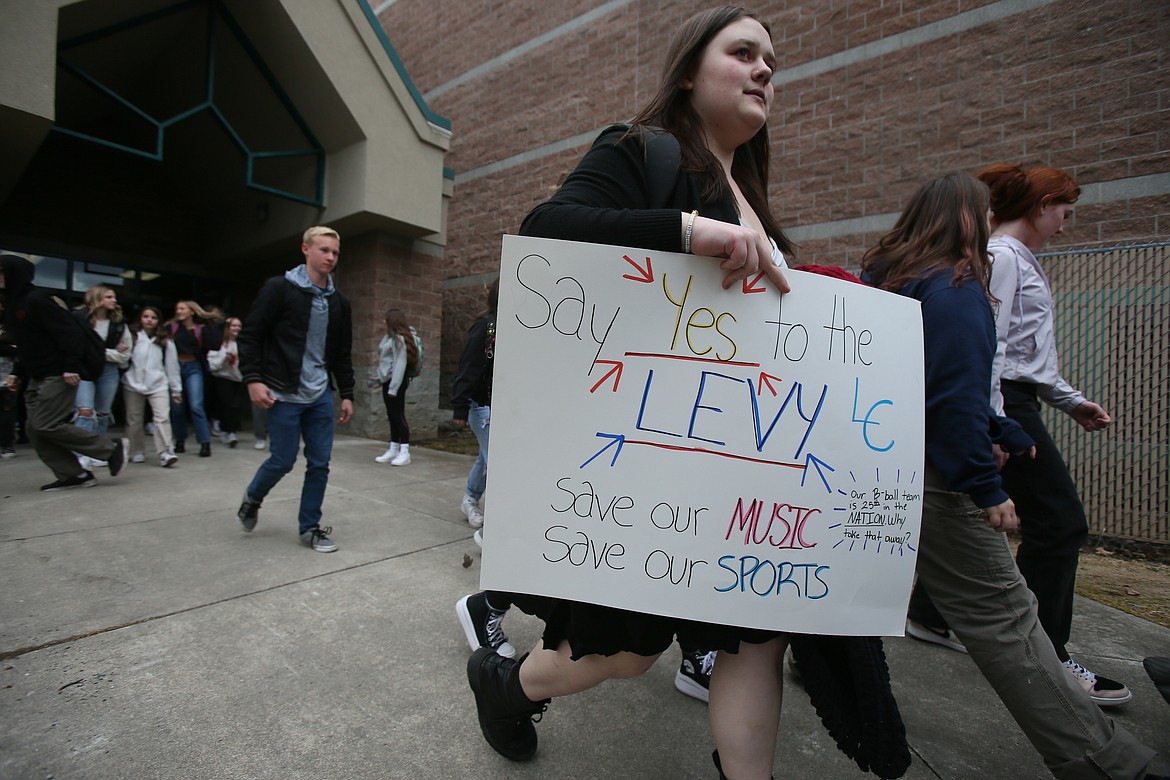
[905,619,968,653]
[130,452,146,463]
[675,647,716,703]
[300,525,338,553]
[461,495,485,528]
[160,451,178,468]
[1063,659,1133,707]
[374,443,399,463]
[253,437,267,450]
[456,593,517,658]
[226,432,238,448]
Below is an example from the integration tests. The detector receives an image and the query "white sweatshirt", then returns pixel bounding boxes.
[122,331,181,396]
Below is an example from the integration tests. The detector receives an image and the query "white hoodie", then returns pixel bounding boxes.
[122,330,181,396]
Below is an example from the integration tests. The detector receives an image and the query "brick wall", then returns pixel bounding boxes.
[335,229,443,439]
[378,0,1170,400]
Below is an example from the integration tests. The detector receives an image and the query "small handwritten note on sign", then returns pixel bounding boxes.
[481,235,925,636]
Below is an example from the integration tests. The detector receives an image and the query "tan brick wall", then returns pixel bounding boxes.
[379,0,1170,411]
[335,230,443,439]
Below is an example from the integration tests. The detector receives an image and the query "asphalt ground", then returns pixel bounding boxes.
[1,432,1167,779]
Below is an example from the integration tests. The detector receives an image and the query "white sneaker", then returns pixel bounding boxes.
[390,444,411,466]
[1063,659,1134,707]
[226,432,238,448]
[130,452,146,463]
[160,451,178,468]
[78,455,109,470]
[253,437,267,450]
[473,528,483,547]
[375,443,399,463]
[461,495,485,528]
[905,620,968,654]
[218,431,230,444]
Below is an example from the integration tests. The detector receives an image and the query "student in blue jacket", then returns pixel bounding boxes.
[860,173,1158,780]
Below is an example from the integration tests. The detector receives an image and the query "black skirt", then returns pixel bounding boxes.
[507,592,778,660]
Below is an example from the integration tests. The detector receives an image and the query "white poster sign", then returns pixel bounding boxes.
[481,235,925,636]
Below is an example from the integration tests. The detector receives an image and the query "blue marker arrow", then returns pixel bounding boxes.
[581,433,626,468]
[801,453,835,492]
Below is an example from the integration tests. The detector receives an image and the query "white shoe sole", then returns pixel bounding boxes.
[461,502,485,529]
[455,596,517,658]
[906,620,968,653]
[674,670,710,703]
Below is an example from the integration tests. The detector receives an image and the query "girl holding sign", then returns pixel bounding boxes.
[860,173,1158,779]
[465,8,909,780]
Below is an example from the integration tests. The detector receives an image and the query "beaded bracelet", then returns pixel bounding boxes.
[684,210,699,254]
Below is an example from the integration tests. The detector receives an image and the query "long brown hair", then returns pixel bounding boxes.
[977,163,1080,226]
[384,307,419,369]
[133,305,170,347]
[628,5,793,257]
[860,173,993,295]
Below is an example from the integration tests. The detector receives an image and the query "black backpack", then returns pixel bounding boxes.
[70,309,108,381]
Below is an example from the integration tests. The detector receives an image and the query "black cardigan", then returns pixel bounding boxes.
[520,124,741,249]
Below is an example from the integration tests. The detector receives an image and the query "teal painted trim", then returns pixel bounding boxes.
[57,61,158,125]
[443,166,455,181]
[215,2,323,152]
[355,0,452,132]
[246,182,324,207]
[51,0,326,208]
[252,150,322,160]
[161,102,212,128]
[52,126,163,161]
[58,0,201,50]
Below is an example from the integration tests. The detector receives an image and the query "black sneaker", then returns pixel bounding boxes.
[237,492,261,532]
[108,438,128,477]
[300,525,337,553]
[675,647,716,703]
[174,441,185,453]
[467,647,548,762]
[457,593,517,658]
[41,471,96,491]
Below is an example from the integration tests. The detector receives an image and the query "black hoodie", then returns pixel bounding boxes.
[0,254,87,379]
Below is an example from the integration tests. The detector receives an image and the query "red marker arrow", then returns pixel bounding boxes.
[757,372,782,397]
[590,360,623,393]
[622,255,654,283]
[742,271,768,294]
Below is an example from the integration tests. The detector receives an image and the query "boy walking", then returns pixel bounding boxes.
[236,227,354,551]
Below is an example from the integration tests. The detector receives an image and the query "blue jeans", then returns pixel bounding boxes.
[245,391,334,534]
[170,361,210,444]
[74,363,121,436]
[466,401,490,501]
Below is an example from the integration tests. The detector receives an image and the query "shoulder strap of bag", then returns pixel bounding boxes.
[640,125,681,210]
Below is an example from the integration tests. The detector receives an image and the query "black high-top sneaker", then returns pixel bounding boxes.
[466,648,549,761]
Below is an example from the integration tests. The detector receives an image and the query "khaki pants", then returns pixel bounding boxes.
[915,464,1155,780]
[123,386,173,459]
[26,376,116,480]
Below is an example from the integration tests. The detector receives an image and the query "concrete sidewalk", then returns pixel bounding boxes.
[1,433,1167,779]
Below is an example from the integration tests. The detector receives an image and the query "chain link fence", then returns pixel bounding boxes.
[1038,242,1169,547]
